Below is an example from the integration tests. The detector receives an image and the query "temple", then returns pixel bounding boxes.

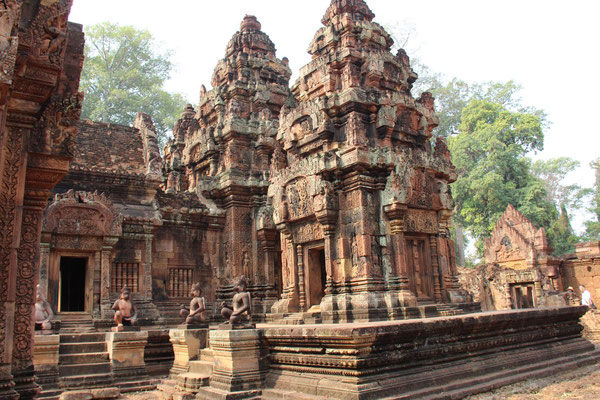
[0,0,598,399]
[39,7,474,325]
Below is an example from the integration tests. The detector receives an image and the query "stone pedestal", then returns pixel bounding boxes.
[105,331,149,386]
[196,329,264,400]
[0,365,17,400]
[169,328,208,376]
[33,334,60,391]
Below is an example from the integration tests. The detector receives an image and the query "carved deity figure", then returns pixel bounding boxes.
[179,283,206,324]
[112,286,137,327]
[35,285,54,331]
[220,276,252,325]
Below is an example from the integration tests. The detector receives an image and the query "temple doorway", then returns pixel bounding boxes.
[510,283,535,309]
[306,246,326,308]
[406,237,434,301]
[59,257,87,312]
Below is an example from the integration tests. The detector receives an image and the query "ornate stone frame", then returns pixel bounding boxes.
[40,190,122,318]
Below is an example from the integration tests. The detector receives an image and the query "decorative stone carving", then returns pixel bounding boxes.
[34,285,53,332]
[269,0,466,322]
[43,190,122,237]
[220,276,253,328]
[179,283,207,325]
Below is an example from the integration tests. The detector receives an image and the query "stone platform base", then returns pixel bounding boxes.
[261,306,600,399]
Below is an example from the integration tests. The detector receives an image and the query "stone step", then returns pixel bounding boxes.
[175,372,210,391]
[119,384,157,394]
[37,389,62,400]
[384,349,600,399]
[188,360,213,376]
[60,333,106,344]
[59,362,111,377]
[199,348,214,362]
[59,352,109,365]
[262,388,323,400]
[59,342,106,354]
[59,373,113,389]
[115,380,157,394]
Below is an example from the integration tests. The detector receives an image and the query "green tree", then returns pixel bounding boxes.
[80,23,187,145]
[532,157,587,214]
[584,158,600,240]
[448,99,557,254]
[547,204,579,255]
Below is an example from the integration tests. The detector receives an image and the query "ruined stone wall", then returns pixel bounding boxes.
[73,121,146,175]
[561,242,600,303]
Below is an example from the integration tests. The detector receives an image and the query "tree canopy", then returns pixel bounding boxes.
[448,97,557,254]
[80,23,187,145]
[584,158,600,241]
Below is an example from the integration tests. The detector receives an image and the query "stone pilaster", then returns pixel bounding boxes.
[0,125,24,400]
[296,245,306,312]
[13,152,69,400]
[100,238,118,319]
[106,331,149,386]
[384,202,417,308]
[32,334,59,394]
[196,329,264,399]
[169,328,209,376]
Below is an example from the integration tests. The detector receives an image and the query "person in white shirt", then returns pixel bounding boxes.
[579,284,595,308]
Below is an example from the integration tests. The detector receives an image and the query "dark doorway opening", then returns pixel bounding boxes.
[510,283,535,309]
[307,247,326,308]
[60,257,86,312]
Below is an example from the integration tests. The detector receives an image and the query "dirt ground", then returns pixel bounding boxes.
[124,363,600,400]
[467,362,600,400]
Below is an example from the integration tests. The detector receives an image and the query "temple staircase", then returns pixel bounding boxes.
[435,303,464,317]
[57,313,95,333]
[58,333,113,390]
[158,348,215,399]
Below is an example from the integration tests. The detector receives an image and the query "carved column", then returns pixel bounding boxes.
[296,245,306,312]
[143,225,154,300]
[257,229,278,293]
[38,241,50,298]
[92,250,101,318]
[12,152,69,400]
[384,202,417,307]
[429,236,443,303]
[437,210,462,302]
[12,206,44,400]
[100,238,118,319]
[314,191,338,293]
[0,126,25,400]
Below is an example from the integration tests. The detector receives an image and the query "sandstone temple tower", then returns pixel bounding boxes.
[268,0,468,322]
[163,15,292,314]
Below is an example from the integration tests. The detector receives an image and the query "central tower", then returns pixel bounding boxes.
[268,0,468,322]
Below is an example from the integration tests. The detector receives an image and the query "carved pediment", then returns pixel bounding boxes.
[43,190,122,237]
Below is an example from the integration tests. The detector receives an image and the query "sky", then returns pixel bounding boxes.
[69,0,600,233]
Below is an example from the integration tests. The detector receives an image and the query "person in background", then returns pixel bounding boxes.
[579,284,596,309]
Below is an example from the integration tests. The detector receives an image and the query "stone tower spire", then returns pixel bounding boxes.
[269,0,465,323]
[162,14,291,313]
[321,0,375,25]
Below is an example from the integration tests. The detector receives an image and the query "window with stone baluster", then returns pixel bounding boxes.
[111,262,140,293]
[168,267,193,298]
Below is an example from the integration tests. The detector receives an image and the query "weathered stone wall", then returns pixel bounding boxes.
[73,121,146,175]
[561,242,600,303]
